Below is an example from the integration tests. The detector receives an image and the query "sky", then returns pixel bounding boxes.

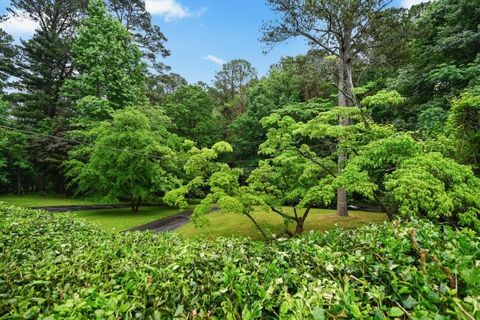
[0,0,430,84]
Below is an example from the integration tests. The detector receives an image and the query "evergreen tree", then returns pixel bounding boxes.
[0,28,16,93]
[7,0,82,193]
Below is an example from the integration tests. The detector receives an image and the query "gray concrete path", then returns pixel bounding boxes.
[128,207,219,232]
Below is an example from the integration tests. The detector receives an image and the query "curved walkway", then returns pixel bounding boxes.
[128,207,219,233]
[128,210,194,232]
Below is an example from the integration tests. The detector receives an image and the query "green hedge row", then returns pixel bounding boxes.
[0,203,479,319]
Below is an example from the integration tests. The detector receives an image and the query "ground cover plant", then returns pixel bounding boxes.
[1,204,479,319]
[176,208,386,240]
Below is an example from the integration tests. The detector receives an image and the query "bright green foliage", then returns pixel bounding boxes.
[447,87,480,170]
[341,134,421,196]
[169,106,394,237]
[163,85,222,147]
[62,0,147,119]
[66,108,180,211]
[164,142,240,225]
[361,89,405,109]
[341,133,480,231]
[1,204,479,318]
[386,152,480,231]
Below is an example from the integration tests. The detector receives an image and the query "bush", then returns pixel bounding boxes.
[0,204,479,319]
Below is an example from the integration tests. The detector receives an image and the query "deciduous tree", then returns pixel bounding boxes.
[62,0,147,121]
[262,0,400,216]
[66,108,180,212]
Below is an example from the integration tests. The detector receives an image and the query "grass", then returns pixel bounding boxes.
[73,205,195,232]
[176,207,387,240]
[0,194,105,207]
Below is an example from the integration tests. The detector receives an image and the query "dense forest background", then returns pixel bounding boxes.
[0,0,479,228]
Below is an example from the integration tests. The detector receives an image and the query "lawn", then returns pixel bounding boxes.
[73,205,195,231]
[0,194,105,207]
[176,207,387,240]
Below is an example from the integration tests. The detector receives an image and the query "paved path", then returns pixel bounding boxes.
[128,207,219,233]
[128,210,194,232]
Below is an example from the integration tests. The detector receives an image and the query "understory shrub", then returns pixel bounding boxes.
[0,203,479,319]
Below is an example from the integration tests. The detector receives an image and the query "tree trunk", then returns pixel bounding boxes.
[336,55,350,217]
[295,219,304,235]
[16,168,23,196]
[131,196,136,212]
[38,173,45,194]
[135,197,141,212]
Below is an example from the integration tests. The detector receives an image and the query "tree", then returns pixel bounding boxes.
[0,99,31,195]
[387,0,480,136]
[0,28,16,93]
[62,0,147,121]
[446,86,480,171]
[229,55,333,168]
[6,0,84,193]
[106,0,170,63]
[262,0,400,216]
[163,85,222,147]
[147,72,187,105]
[165,100,394,238]
[10,0,82,121]
[214,59,257,103]
[340,134,480,232]
[213,59,257,125]
[66,108,180,212]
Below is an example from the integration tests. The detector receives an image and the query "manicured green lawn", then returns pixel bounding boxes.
[73,206,195,231]
[0,194,105,207]
[176,208,387,240]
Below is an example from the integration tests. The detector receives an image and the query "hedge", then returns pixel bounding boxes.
[0,203,479,319]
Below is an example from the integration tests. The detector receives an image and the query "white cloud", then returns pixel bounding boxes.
[401,0,433,8]
[203,55,225,66]
[145,0,207,21]
[0,13,38,38]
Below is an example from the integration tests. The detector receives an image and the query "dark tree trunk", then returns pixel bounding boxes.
[135,197,141,212]
[131,196,141,212]
[16,169,23,195]
[295,219,305,235]
[38,173,45,193]
[294,207,312,235]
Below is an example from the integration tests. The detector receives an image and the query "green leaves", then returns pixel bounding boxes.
[1,204,479,318]
[361,90,405,109]
[163,85,223,147]
[62,0,147,117]
[385,152,480,231]
[66,108,181,211]
[388,307,404,317]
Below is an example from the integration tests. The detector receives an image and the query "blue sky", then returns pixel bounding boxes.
[0,0,428,84]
